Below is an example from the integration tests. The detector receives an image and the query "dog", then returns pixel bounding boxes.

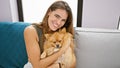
[41,28,76,68]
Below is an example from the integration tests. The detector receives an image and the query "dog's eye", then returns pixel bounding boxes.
[59,40,62,42]
[53,41,56,43]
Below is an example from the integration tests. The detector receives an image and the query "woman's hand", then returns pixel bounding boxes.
[47,63,59,68]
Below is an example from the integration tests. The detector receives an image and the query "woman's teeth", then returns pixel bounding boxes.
[53,22,58,28]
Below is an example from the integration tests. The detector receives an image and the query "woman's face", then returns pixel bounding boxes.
[48,9,68,31]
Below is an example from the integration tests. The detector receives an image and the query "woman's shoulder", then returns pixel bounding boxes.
[24,25,37,34]
[25,25,35,31]
[24,25,38,39]
[24,25,38,40]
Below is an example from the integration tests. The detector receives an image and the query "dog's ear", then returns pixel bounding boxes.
[59,27,66,33]
[68,33,73,38]
[44,34,51,39]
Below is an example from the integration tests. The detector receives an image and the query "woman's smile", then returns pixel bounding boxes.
[52,21,58,28]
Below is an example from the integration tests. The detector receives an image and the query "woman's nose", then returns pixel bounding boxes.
[57,20,61,26]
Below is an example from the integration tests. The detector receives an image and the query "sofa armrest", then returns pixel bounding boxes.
[0,22,30,67]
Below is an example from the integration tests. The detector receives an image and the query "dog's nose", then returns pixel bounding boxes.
[56,44,60,48]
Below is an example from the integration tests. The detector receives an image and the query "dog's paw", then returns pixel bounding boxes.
[41,51,47,59]
[47,47,54,56]
[54,48,60,52]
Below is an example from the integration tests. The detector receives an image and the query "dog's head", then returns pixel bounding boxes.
[44,28,67,48]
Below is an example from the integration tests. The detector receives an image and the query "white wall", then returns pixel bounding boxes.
[0,0,18,22]
[82,0,120,29]
[22,0,78,27]
[10,0,19,22]
[0,0,12,22]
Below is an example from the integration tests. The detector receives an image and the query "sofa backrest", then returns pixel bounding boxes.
[74,27,120,68]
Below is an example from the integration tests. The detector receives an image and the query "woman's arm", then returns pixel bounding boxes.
[24,25,70,68]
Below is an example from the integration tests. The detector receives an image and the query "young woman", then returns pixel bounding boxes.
[24,1,76,68]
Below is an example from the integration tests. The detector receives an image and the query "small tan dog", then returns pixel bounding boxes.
[41,28,76,68]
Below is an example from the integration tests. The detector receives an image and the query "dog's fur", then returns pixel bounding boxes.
[41,28,76,68]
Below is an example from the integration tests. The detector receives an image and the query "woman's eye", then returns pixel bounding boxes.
[62,19,66,22]
[55,14,60,18]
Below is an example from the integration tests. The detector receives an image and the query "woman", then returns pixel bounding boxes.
[24,1,76,68]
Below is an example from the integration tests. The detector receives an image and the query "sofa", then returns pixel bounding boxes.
[0,22,120,68]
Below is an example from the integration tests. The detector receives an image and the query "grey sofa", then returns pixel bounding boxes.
[74,27,120,68]
[0,22,120,68]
